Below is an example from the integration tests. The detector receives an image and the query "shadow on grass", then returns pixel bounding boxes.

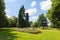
[0,28,18,40]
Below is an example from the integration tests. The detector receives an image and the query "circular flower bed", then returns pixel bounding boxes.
[18,28,42,34]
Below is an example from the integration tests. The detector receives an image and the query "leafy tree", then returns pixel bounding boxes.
[32,22,38,29]
[8,16,17,27]
[37,14,48,29]
[0,0,9,27]
[47,0,60,28]
[33,22,38,28]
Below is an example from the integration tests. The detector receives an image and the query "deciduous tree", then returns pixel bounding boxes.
[0,0,9,27]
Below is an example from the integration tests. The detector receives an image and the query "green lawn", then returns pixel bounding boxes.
[0,28,60,40]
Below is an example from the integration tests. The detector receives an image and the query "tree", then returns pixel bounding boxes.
[25,13,29,22]
[18,5,26,28]
[32,22,38,29]
[33,22,38,28]
[37,14,48,29]
[8,16,17,27]
[25,13,30,27]
[18,5,30,28]
[0,0,9,27]
[47,0,60,28]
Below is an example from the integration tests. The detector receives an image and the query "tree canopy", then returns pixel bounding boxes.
[47,0,60,28]
[0,0,9,27]
[37,14,48,29]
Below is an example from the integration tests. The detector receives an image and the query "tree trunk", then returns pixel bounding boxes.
[43,26,44,29]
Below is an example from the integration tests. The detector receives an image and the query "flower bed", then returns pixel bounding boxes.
[18,28,42,34]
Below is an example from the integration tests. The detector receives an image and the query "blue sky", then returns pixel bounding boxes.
[4,0,52,22]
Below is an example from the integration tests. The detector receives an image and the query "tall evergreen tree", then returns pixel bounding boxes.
[18,5,31,28]
[0,0,9,27]
[25,13,29,22]
[25,13,30,27]
[18,5,25,28]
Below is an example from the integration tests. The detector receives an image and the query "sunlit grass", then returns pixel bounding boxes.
[0,28,60,40]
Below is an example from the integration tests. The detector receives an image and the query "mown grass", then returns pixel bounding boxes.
[0,28,60,40]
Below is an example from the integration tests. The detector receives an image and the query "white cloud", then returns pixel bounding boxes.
[25,8,37,16]
[40,0,52,10]
[31,1,37,7]
[29,16,38,22]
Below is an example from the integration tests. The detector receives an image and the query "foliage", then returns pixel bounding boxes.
[0,0,9,27]
[18,5,25,28]
[8,16,17,27]
[18,5,30,28]
[25,13,30,27]
[29,21,33,27]
[47,0,60,28]
[37,14,48,29]
[32,22,38,28]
